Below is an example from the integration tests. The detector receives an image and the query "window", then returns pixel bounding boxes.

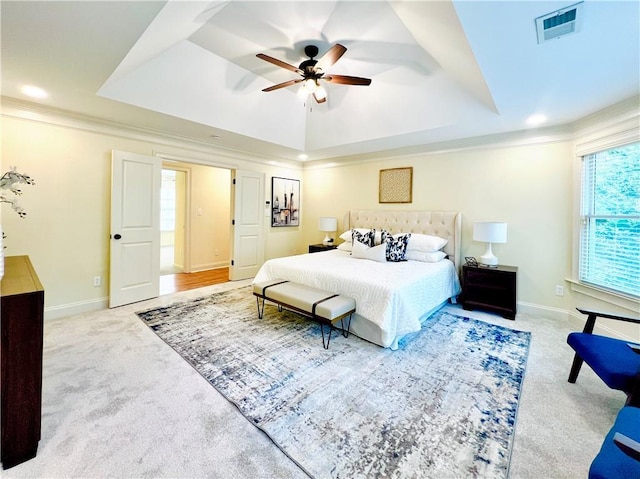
[579,142,640,298]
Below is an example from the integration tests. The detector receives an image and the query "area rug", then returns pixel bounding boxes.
[137,286,531,479]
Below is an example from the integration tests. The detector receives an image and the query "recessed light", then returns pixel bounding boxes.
[298,154,308,161]
[526,114,547,126]
[21,85,48,99]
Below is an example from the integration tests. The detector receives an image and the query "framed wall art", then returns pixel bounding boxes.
[271,177,300,227]
[379,167,413,203]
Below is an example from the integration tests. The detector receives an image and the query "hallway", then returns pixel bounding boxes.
[159,268,229,295]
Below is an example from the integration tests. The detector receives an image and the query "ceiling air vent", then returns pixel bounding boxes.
[536,2,583,44]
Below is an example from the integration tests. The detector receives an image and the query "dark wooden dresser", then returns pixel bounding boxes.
[1,255,44,469]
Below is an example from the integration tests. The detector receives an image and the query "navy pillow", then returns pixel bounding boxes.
[386,233,411,262]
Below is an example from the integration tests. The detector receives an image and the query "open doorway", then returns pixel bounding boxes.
[160,168,186,275]
[159,162,232,295]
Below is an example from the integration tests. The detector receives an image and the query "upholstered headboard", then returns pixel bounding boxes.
[343,210,462,272]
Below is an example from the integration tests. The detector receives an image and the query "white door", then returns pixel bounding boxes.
[110,150,161,307]
[229,170,264,280]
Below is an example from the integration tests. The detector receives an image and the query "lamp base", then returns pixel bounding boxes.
[479,243,499,267]
[479,262,499,268]
[322,234,333,245]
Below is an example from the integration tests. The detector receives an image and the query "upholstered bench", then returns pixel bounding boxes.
[252,279,355,349]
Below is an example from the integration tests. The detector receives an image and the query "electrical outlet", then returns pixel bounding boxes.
[93,276,101,287]
[555,285,564,296]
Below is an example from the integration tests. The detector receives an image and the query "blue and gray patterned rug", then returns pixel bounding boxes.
[137,286,530,479]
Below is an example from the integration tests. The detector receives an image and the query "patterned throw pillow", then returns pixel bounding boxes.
[352,229,375,247]
[386,233,411,262]
[376,229,391,246]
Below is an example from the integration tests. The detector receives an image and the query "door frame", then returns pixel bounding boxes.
[154,152,257,280]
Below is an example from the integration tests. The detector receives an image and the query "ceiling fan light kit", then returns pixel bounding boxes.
[257,43,371,104]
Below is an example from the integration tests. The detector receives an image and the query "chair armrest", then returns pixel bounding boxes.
[614,432,640,462]
[576,308,640,334]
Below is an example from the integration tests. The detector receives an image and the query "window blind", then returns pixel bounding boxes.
[579,142,640,298]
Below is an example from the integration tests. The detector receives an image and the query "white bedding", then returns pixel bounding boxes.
[253,250,461,349]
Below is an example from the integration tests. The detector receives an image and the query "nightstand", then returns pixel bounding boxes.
[308,244,337,253]
[461,264,517,319]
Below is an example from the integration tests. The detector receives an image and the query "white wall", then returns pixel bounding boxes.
[303,141,574,312]
[0,113,302,317]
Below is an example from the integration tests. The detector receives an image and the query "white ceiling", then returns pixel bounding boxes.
[1,1,638,163]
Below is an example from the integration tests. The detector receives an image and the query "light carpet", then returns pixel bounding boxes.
[136,286,531,479]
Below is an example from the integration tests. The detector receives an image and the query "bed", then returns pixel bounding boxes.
[253,210,462,349]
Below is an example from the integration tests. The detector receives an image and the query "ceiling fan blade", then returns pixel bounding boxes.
[324,74,372,86]
[314,44,347,72]
[256,53,303,75]
[262,79,302,92]
[313,92,327,104]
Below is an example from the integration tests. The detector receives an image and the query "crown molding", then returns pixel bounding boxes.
[304,95,640,170]
[304,124,574,170]
[3,94,637,172]
[0,96,302,170]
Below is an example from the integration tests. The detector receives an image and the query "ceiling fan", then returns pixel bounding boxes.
[256,44,372,104]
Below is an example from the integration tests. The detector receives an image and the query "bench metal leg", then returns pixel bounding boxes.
[340,313,353,338]
[320,323,334,349]
[256,296,265,319]
[256,297,284,318]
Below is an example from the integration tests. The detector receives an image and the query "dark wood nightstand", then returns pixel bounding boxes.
[308,244,337,253]
[461,264,517,319]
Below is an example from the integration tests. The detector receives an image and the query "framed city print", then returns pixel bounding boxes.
[271,177,300,227]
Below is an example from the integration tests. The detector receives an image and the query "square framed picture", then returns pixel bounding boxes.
[379,167,413,203]
[271,177,300,227]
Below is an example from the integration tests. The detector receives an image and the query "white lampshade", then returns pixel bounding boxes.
[473,222,507,267]
[318,217,337,245]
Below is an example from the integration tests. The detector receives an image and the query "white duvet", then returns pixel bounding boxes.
[253,250,462,348]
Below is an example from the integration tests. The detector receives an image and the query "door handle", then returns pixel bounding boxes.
[113,234,122,240]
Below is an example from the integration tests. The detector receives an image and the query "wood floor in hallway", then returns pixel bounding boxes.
[160,268,229,295]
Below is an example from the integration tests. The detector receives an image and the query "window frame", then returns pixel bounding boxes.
[578,143,639,298]
[571,106,640,310]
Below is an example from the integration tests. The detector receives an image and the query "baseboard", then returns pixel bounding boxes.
[518,301,638,343]
[517,301,569,322]
[44,297,109,320]
[191,261,229,272]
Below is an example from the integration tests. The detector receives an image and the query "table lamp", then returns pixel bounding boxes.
[318,217,338,245]
[473,222,507,267]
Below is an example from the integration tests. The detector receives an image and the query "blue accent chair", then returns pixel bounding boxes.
[589,405,640,479]
[567,308,640,406]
